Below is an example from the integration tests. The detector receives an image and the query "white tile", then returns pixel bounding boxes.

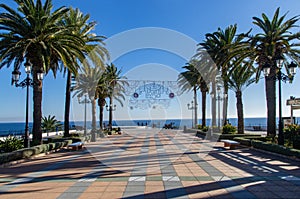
[78,178,97,182]
[129,176,146,182]
[163,176,180,182]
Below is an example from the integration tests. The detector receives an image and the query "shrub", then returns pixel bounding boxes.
[49,143,55,151]
[222,124,236,134]
[0,136,23,153]
[293,136,300,150]
[64,140,72,147]
[251,140,300,158]
[197,125,209,132]
[284,124,300,148]
[0,140,68,165]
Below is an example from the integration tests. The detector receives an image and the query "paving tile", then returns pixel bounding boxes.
[1,129,300,199]
[144,185,165,193]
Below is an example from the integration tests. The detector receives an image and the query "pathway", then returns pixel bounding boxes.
[0,128,300,198]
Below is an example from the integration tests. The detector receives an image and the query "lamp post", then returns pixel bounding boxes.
[215,86,226,129]
[217,86,221,129]
[78,94,90,136]
[187,101,195,128]
[12,60,44,148]
[106,103,116,131]
[263,56,297,145]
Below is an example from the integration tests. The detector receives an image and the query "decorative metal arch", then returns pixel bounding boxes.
[123,80,182,110]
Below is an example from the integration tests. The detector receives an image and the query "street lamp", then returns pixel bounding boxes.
[12,60,44,148]
[78,94,90,136]
[106,104,117,111]
[263,56,297,145]
[216,86,222,129]
[187,101,195,128]
[106,104,116,131]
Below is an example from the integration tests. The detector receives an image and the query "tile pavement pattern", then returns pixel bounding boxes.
[1,129,300,198]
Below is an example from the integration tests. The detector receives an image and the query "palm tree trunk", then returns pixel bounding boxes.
[193,86,198,127]
[236,90,244,134]
[201,90,206,127]
[98,98,106,130]
[64,70,71,137]
[265,68,277,138]
[100,105,104,129]
[32,69,43,145]
[223,85,228,125]
[91,98,97,142]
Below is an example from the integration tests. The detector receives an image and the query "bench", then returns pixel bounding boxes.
[67,142,84,151]
[221,139,240,149]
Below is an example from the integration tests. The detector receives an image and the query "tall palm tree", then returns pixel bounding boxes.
[193,47,220,127]
[61,8,107,137]
[249,8,300,137]
[198,24,249,126]
[72,65,103,142]
[227,63,256,134]
[178,62,209,127]
[0,0,85,144]
[104,63,127,131]
[97,76,109,131]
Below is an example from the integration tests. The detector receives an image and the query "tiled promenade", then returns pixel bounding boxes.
[1,128,300,199]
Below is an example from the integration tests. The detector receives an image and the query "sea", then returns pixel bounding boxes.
[1,117,299,137]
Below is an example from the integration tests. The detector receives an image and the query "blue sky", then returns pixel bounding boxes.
[1,0,300,123]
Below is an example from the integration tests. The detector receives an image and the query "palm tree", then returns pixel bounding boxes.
[0,0,85,144]
[178,62,209,127]
[97,76,109,130]
[249,8,300,137]
[104,63,127,131]
[61,8,107,137]
[193,47,219,127]
[227,63,256,134]
[41,115,63,136]
[72,65,104,142]
[198,24,249,126]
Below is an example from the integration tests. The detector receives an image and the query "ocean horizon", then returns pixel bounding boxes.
[1,117,299,137]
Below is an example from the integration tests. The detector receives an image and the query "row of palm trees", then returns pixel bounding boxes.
[72,63,126,141]
[179,8,300,136]
[0,0,123,144]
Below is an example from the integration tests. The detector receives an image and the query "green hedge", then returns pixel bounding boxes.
[51,135,90,143]
[233,137,252,146]
[216,134,260,141]
[232,138,300,158]
[0,140,69,165]
[251,140,300,158]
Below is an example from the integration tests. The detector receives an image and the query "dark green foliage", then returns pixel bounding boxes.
[0,141,68,164]
[217,133,254,140]
[284,124,300,147]
[233,137,252,146]
[42,115,63,133]
[0,136,23,153]
[293,136,300,150]
[222,124,237,134]
[251,140,300,158]
[197,125,209,132]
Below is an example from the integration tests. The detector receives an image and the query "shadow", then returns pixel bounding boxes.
[122,177,260,199]
[0,188,50,195]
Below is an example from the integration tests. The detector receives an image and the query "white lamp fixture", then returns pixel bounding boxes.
[288,62,297,76]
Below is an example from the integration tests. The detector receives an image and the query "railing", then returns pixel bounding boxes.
[244,125,267,131]
[0,130,25,138]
